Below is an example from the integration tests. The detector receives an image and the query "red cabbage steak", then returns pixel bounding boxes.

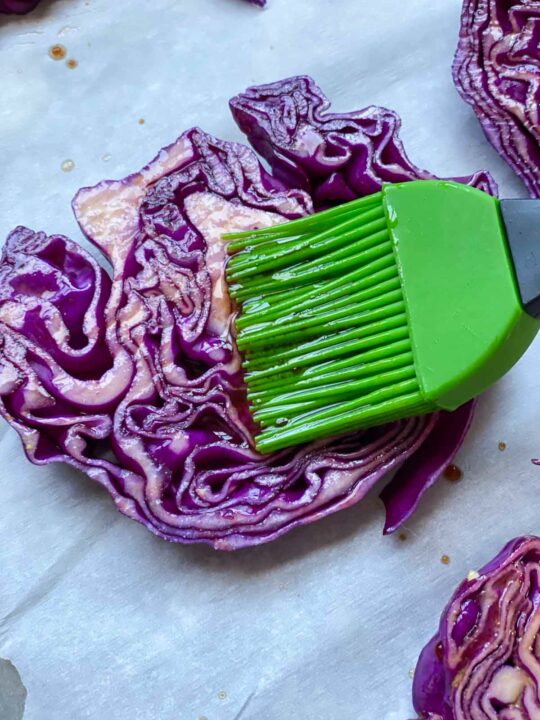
[0,0,41,12]
[454,0,540,197]
[413,536,540,719]
[0,77,494,549]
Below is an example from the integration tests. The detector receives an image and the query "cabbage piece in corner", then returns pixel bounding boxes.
[454,0,540,197]
[0,0,41,12]
[413,536,540,720]
[0,78,494,549]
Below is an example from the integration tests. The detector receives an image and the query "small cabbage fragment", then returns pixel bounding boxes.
[454,0,540,197]
[0,78,495,548]
[413,536,540,720]
[0,0,41,13]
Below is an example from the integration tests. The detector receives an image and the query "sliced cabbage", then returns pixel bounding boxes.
[414,536,540,719]
[230,75,497,209]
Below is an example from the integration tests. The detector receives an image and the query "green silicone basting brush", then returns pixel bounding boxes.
[225,180,540,454]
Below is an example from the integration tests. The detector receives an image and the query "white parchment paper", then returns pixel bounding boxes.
[1,1,539,718]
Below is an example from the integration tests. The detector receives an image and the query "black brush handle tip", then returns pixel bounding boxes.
[500,198,540,319]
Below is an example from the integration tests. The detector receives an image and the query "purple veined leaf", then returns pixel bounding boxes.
[454,0,540,198]
[380,401,476,535]
[413,536,540,719]
[231,75,496,536]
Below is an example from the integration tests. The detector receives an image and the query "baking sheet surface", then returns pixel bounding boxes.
[0,1,537,718]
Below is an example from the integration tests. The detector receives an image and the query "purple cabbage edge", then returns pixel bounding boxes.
[413,535,540,719]
[0,76,495,549]
[0,0,264,13]
[453,0,540,197]
[0,0,41,12]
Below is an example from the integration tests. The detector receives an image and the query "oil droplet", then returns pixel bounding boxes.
[101,153,111,162]
[443,464,463,482]
[435,642,444,661]
[138,118,145,125]
[66,58,78,69]
[441,554,451,565]
[275,418,288,427]
[408,668,415,679]
[398,532,408,542]
[467,570,480,582]
[49,44,67,61]
[498,441,507,451]
[218,691,227,700]
[61,159,75,172]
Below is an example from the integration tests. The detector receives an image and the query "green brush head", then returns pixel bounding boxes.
[225,180,539,454]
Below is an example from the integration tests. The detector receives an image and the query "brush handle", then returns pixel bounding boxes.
[500,199,540,319]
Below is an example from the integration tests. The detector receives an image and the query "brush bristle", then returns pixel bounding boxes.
[225,194,429,453]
